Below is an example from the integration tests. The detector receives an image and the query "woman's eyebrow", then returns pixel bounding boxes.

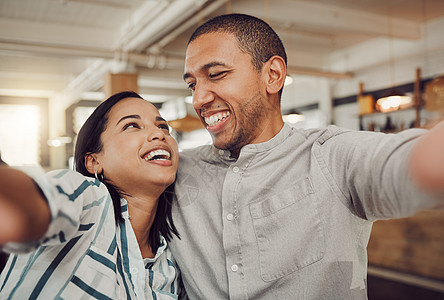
[156,116,167,123]
[116,114,141,126]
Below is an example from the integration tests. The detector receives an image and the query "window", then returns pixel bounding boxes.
[0,96,49,166]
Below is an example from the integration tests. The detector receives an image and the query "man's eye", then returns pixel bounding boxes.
[123,122,140,130]
[209,72,223,78]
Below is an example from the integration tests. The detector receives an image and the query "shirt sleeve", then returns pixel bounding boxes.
[2,166,111,253]
[316,126,440,221]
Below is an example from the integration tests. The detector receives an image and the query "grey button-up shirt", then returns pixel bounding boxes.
[170,124,438,299]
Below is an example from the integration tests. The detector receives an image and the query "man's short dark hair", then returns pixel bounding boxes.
[188,13,287,73]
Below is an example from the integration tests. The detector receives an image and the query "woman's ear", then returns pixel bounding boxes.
[264,55,287,95]
[84,153,101,176]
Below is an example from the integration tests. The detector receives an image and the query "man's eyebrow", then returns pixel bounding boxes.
[116,114,141,126]
[183,61,228,81]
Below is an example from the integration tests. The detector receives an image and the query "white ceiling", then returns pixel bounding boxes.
[1,0,444,108]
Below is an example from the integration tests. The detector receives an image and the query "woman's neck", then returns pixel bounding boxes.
[126,193,160,259]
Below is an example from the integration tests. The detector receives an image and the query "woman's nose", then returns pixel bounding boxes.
[148,128,166,141]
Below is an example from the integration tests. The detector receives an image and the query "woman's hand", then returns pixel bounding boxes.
[0,166,51,245]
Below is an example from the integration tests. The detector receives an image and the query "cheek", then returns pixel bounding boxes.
[102,138,134,161]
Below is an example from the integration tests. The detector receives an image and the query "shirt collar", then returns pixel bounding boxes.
[210,123,292,159]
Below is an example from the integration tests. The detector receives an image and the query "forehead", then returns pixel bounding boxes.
[108,97,159,121]
[185,32,244,71]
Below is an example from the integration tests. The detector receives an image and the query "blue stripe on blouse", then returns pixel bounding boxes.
[107,236,117,255]
[59,231,66,243]
[29,235,83,299]
[71,275,113,300]
[7,247,46,299]
[79,223,95,231]
[0,255,17,292]
[167,259,176,294]
[83,195,106,210]
[87,250,116,272]
[56,179,100,202]
[92,195,111,242]
[58,211,78,227]
[148,268,157,300]
[119,220,134,290]
[52,169,69,179]
[158,260,169,290]
[116,248,131,297]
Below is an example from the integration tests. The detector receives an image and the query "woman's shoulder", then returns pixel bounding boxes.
[47,168,96,183]
[46,169,107,196]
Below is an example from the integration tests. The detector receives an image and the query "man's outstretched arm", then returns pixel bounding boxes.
[409,121,444,196]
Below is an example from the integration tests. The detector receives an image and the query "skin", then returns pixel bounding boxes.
[408,120,444,194]
[0,167,50,245]
[184,32,286,158]
[0,97,179,258]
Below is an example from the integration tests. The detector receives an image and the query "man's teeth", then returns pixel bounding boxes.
[204,111,230,127]
[144,149,171,161]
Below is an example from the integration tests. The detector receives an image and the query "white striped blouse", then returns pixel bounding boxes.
[0,167,181,299]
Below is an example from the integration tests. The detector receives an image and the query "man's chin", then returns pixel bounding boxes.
[213,141,226,150]
[212,138,231,151]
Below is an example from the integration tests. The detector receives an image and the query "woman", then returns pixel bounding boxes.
[0,91,182,299]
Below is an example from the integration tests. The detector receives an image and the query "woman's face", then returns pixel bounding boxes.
[96,97,178,195]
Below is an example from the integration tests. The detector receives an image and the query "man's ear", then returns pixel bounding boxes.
[84,153,101,176]
[264,55,287,95]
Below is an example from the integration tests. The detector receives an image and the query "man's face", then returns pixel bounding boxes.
[184,32,272,157]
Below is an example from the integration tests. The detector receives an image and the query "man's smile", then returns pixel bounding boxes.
[203,111,231,127]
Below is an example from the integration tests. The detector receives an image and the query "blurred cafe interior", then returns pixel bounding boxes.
[0,0,443,298]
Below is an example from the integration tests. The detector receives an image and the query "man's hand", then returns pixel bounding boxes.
[409,121,444,193]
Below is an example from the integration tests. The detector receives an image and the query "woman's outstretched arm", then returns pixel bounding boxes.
[0,166,51,245]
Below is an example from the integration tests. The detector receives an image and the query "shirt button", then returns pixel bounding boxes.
[218,149,225,155]
[232,166,240,173]
[226,213,234,221]
[130,267,138,274]
[231,264,239,272]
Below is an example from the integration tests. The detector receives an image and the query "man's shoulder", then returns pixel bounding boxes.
[179,144,212,159]
[178,144,216,168]
[288,125,351,143]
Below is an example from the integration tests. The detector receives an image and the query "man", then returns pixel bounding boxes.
[169,14,444,299]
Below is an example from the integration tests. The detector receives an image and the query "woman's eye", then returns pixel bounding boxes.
[123,122,140,130]
[158,123,169,131]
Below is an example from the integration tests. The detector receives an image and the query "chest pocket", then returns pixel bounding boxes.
[249,177,325,281]
[60,245,118,299]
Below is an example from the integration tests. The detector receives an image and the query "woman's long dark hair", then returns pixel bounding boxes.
[74,91,179,251]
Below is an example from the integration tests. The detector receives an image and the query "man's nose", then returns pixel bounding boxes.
[192,83,215,111]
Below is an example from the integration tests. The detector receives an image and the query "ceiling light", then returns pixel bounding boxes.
[376,93,412,113]
[47,136,72,147]
[283,113,305,124]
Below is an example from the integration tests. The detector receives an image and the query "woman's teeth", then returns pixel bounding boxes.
[144,149,171,161]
